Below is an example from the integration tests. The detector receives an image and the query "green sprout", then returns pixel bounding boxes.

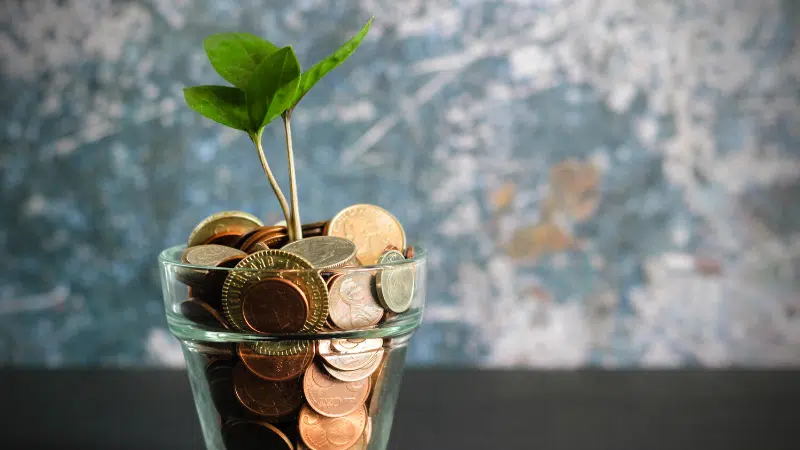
[184,18,374,242]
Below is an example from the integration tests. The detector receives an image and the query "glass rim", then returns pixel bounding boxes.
[158,243,427,273]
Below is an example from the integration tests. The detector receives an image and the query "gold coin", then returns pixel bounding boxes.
[322,350,383,382]
[328,272,384,330]
[222,249,329,355]
[188,211,263,247]
[325,204,405,265]
[299,404,367,450]
[375,250,414,313]
[282,236,357,269]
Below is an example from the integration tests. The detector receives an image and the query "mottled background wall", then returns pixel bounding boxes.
[1,0,798,367]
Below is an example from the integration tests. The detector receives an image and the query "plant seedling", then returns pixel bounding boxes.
[184,18,373,241]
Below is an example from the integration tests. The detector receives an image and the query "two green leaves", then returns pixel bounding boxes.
[184,18,373,134]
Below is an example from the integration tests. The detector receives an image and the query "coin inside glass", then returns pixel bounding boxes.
[375,250,414,313]
[303,362,370,418]
[180,298,229,329]
[238,341,315,381]
[233,363,304,419]
[241,278,309,333]
[282,236,357,269]
[299,404,367,450]
[328,272,384,330]
[222,420,294,450]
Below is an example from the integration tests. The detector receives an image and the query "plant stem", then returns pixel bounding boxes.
[250,130,294,241]
[282,112,302,241]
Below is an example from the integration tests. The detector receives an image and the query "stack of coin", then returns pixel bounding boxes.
[177,204,417,449]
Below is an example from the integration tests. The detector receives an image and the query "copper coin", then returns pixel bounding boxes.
[404,246,415,259]
[382,244,399,253]
[236,226,279,250]
[222,420,293,450]
[206,359,241,417]
[180,298,229,329]
[325,204,406,266]
[233,363,304,419]
[238,342,315,381]
[328,272,384,330]
[303,363,370,418]
[240,278,309,333]
[322,351,382,383]
[367,354,390,415]
[187,211,263,248]
[233,227,264,249]
[298,404,367,450]
[318,339,383,371]
[200,255,245,310]
[239,226,289,253]
[204,232,244,248]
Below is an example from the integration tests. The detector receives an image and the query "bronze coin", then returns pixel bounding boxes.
[382,244,399,253]
[206,359,241,417]
[233,363,304,419]
[303,362,370,418]
[404,246,415,259]
[240,278,309,333]
[299,404,367,450]
[222,420,293,450]
[239,226,288,253]
[200,255,245,310]
[238,342,315,381]
[233,227,264,250]
[367,354,390,415]
[204,232,244,248]
[180,298,229,329]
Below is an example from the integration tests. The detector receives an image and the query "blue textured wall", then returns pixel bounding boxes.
[1,0,799,367]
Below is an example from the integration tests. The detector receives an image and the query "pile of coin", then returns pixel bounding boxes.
[177,204,416,450]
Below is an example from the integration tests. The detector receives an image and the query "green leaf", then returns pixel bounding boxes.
[204,33,280,89]
[245,46,301,130]
[183,85,250,131]
[292,17,373,107]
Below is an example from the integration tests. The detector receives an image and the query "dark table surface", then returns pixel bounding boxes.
[0,369,797,450]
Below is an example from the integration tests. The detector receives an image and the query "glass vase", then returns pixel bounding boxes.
[159,245,426,450]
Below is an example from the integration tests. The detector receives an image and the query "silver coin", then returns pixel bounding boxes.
[282,236,357,269]
[375,250,414,313]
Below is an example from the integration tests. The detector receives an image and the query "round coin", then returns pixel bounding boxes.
[222,420,294,450]
[375,250,415,313]
[203,232,244,248]
[325,204,405,266]
[328,272,384,330]
[318,339,383,371]
[233,363,304,419]
[282,236,357,269]
[222,250,329,352]
[188,211,263,248]
[182,245,248,267]
[180,298,229,329]
[303,363,370,418]
[238,341,315,381]
[241,278,308,334]
[299,404,367,450]
[206,359,241,417]
[322,351,383,383]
